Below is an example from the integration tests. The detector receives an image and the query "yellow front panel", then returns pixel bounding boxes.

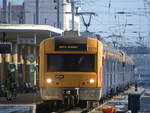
[44,72,97,88]
[88,38,97,52]
[44,37,97,54]
[45,38,55,53]
[40,37,99,88]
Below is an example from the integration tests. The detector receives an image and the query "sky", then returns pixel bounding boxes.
[0,0,150,46]
[0,0,23,5]
[79,0,150,46]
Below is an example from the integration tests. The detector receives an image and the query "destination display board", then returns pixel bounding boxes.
[55,37,87,51]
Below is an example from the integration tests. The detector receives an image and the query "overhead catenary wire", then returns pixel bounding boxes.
[80,0,150,47]
[80,0,149,30]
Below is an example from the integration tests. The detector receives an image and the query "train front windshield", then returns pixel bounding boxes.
[47,54,95,72]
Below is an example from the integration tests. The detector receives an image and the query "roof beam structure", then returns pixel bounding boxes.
[0,24,64,44]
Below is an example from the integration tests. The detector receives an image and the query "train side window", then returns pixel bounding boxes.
[119,61,121,72]
[114,58,116,82]
[117,60,119,72]
[118,61,119,72]
[109,57,111,73]
[115,59,117,82]
[103,56,106,73]
[119,60,121,71]
[106,56,109,72]
[111,57,113,73]
[127,63,129,72]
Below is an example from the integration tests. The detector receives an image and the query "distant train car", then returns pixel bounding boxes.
[39,31,135,107]
[102,45,134,98]
[125,56,135,86]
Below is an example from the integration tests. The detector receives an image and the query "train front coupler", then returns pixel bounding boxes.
[63,88,79,106]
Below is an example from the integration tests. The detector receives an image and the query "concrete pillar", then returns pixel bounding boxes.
[21,45,27,83]
[37,46,39,86]
[17,45,23,87]
[49,32,51,37]
[34,34,37,44]
[27,46,31,83]
[0,54,4,85]
[6,53,11,77]
[27,46,31,65]
[0,53,12,85]
[20,46,24,64]
[33,46,37,86]
[14,43,18,85]
[6,53,12,64]
[0,55,1,85]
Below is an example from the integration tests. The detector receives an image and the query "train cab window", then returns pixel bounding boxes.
[47,54,95,72]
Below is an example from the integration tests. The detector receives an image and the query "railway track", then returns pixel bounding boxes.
[0,104,35,113]
[36,93,120,113]
[36,85,147,113]
[56,87,144,113]
[36,101,89,113]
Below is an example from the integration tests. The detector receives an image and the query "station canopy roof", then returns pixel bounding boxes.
[0,24,64,44]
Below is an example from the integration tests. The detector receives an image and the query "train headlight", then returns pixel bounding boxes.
[90,79,95,84]
[47,78,52,83]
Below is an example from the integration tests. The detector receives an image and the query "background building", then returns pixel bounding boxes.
[0,0,80,31]
[0,1,23,24]
[11,5,22,24]
[24,0,80,31]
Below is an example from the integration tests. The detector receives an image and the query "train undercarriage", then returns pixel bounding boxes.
[37,84,132,113]
[40,87,102,109]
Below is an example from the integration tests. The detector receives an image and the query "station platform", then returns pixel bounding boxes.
[91,86,146,113]
[139,88,150,112]
[0,86,149,113]
[0,91,42,104]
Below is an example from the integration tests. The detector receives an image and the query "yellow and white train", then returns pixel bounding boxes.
[39,31,134,107]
